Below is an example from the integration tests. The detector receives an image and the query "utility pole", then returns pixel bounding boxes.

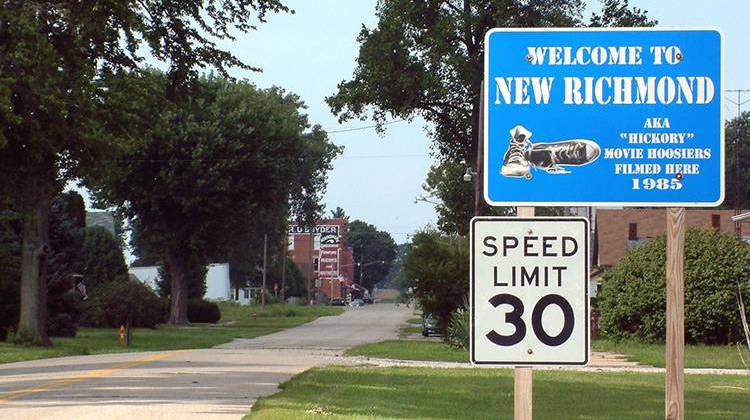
[726,89,750,238]
[281,234,287,302]
[475,84,485,217]
[262,233,268,306]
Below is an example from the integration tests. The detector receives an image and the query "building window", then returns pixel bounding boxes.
[313,234,321,250]
[313,257,319,272]
[628,223,638,240]
[243,288,249,299]
[711,214,720,230]
[287,235,294,251]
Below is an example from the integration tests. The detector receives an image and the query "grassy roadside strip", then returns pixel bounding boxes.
[593,339,750,369]
[346,338,750,369]
[346,340,467,363]
[246,366,750,419]
[0,303,343,365]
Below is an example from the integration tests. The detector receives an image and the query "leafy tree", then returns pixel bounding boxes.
[328,0,655,231]
[87,72,339,323]
[598,229,750,344]
[157,258,208,300]
[268,256,307,299]
[724,111,750,209]
[0,0,289,344]
[345,220,397,291]
[402,230,469,329]
[330,207,349,221]
[1,192,88,340]
[46,192,86,337]
[424,161,512,235]
[0,207,22,341]
[380,243,410,290]
[80,226,128,291]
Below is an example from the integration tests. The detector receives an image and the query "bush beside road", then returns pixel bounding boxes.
[246,366,750,419]
[0,303,343,365]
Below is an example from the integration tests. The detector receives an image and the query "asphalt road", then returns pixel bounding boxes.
[0,303,412,419]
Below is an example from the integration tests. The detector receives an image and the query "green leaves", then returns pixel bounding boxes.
[345,220,397,290]
[598,229,750,344]
[90,70,339,280]
[403,229,469,329]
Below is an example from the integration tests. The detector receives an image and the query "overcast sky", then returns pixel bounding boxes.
[73,0,749,256]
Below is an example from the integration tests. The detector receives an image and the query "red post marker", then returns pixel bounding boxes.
[251,313,257,321]
[119,325,125,345]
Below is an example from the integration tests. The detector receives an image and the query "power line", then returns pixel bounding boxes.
[325,119,406,133]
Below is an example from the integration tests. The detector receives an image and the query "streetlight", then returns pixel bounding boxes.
[413,196,439,205]
[463,166,477,182]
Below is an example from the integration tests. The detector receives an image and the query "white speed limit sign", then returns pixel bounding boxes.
[470,217,589,365]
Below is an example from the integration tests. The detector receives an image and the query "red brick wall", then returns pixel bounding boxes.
[596,209,750,267]
[288,218,351,299]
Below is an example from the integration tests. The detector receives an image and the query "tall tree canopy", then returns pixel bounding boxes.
[328,0,655,233]
[345,220,397,291]
[724,111,750,209]
[87,71,340,323]
[0,0,289,343]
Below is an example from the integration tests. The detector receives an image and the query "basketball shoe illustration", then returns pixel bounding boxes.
[500,125,601,179]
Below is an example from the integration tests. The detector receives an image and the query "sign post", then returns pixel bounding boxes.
[482,28,723,419]
[665,207,685,419]
[515,207,534,420]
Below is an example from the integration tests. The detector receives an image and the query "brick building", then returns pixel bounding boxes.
[596,209,750,267]
[287,218,354,300]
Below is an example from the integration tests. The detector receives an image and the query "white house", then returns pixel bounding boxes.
[129,262,253,304]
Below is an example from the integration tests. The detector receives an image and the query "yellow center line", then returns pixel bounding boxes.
[0,350,188,404]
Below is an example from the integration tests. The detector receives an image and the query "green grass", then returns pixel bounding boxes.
[346,340,468,363]
[0,303,343,365]
[593,339,750,369]
[346,338,750,369]
[246,366,750,419]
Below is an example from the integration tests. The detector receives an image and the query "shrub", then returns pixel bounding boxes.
[187,299,221,323]
[402,230,469,329]
[80,226,128,290]
[446,303,469,350]
[598,228,750,344]
[83,280,165,328]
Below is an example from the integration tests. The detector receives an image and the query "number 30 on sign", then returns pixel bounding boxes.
[470,217,589,365]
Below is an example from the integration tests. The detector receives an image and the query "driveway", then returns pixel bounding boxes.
[0,303,412,419]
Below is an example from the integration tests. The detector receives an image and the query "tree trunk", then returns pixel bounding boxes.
[18,196,51,346]
[167,252,189,324]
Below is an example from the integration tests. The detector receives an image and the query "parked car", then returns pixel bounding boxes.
[362,296,373,304]
[349,298,364,307]
[330,298,346,306]
[422,314,439,336]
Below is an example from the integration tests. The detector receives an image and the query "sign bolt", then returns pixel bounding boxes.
[527,348,533,355]
[676,52,683,61]
[525,54,533,62]
[676,172,683,181]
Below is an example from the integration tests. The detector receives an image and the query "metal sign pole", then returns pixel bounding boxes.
[515,206,535,420]
[665,208,685,420]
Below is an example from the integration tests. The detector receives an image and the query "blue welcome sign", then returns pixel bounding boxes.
[483,28,723,207]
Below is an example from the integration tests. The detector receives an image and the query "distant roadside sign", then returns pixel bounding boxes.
[484,28,723,206]
[470,218,589,365]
